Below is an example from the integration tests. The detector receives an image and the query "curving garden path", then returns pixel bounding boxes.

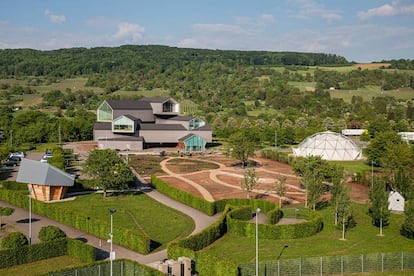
[158,156,306,204]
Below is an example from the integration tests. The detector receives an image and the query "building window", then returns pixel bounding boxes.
[97,102,112,121]
[163,102,174,112]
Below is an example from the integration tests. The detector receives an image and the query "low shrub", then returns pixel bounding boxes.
[38,225,66,242]
[1,232,28,249]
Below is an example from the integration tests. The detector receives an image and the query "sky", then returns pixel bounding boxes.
[0,0,414,62]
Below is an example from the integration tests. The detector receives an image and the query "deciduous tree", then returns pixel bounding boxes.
[83,149,134,197]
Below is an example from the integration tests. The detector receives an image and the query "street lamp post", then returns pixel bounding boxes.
[256,208,261,276]
[108,208,116,276]
[28,188,32,245]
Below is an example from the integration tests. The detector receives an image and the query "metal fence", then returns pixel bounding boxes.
[239,251,414,276]
[49,260,153,276]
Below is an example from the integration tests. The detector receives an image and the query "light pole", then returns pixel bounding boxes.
[256,208,261,276]
[28,188,32,245]
[108,208,116,276]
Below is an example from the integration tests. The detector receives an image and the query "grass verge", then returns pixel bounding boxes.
[0,256,83,276]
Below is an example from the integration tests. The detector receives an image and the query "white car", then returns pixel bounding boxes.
[40,154,53,163]
[10,152,25,159]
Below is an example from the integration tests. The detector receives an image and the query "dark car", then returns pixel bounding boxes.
[2,160,18,167]
[7,156,21,162]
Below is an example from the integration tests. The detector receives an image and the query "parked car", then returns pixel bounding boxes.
[7,156,21,162]
[2,160,18,167]
[9,152,25,159]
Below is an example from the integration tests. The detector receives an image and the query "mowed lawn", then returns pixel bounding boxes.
[0,256,83,276]
[53,193,194,247]
[203,204,414,264]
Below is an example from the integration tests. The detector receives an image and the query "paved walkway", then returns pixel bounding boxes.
[0,186,220,265]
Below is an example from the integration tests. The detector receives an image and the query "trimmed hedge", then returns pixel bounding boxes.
[227,209,324,240]
[0,239,67,269]
[151,176,215,215]
[67,239,96,263]
[0,188,151,254]
[0,238,95,269]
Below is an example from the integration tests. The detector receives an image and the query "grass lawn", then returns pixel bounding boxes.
[0,256,83,276]
[329,160,373,175]
[203,204,414,264]
[53,193,194,248]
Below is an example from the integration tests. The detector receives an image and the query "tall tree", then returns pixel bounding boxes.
[83,149,134,197]
[401,199,414,239]
[241,168,258,199]
[293,156,328,209]
[336,186,352,240]
[229,128,259,168]
[330,165,345,226]
[369,178,390,236]
[275,175,287,209]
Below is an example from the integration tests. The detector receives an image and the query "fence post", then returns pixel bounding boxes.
[278,260,280,276]
[320,256,323,276]
[299,258,302,276]
[381,253,384,272]
[361,254,364,273]
[401,252,404,271]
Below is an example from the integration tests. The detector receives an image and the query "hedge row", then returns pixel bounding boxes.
[150,176,215,215]
[0,238,96,269]
[0,188,151,254]
[227,209,323,240]
[151,176,278,216]
[0,239,67,269]
[67,238,96,263]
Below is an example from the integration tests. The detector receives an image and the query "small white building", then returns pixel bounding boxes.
[398,132,414,142]
[341,129,366,136]
[388,191,405,213]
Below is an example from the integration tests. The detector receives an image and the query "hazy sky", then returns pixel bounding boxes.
[1,0,413,62]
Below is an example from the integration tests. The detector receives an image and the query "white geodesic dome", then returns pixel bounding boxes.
[293,131,362,161]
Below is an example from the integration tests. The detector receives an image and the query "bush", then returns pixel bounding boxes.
[38,225,67,242]
[1,232,28,249]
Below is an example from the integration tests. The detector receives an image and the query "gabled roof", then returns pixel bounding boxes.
[105,100,152,110]
[140,124,186,130]
[16,159,74,187]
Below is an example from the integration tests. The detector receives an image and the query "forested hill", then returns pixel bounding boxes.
[0,45,349,77]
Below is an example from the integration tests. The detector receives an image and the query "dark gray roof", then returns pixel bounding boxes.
[16,159,74,187]
[198,124,212,131]
[94,122,112,130]
[140,124,186,130]
[138,97,170,103]
[179,133,196,141]
[98,136,143,141]
[123,114,139,121]
[106,100,152,110]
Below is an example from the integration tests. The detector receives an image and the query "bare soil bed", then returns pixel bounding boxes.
[135,152,369,206]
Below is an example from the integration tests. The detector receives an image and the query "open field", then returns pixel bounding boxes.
[0,256,84,276]
[330,86,414,103]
